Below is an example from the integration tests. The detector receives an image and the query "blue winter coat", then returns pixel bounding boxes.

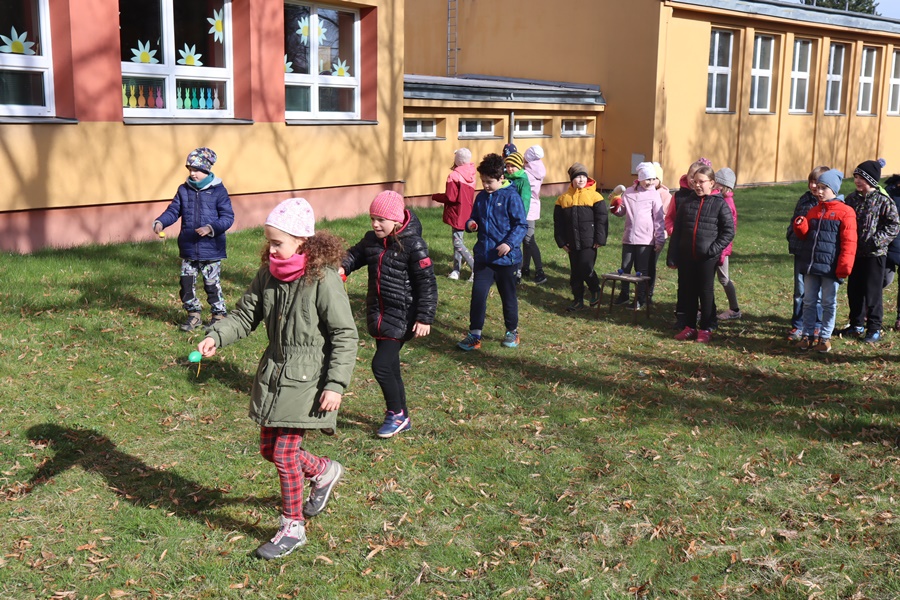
[466,185,528,266]
[155,177,235,261]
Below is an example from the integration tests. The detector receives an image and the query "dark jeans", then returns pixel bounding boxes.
[677,255,718,331]
[619,243,654,302]
[372,338,407,415]
[567,247,600,303]
[847,254,886,333]
[522,220,543,274]
[470,262,519,333]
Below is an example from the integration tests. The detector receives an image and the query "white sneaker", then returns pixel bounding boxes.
[468,273,475,282]
[718,308,742,320]
[448,271,460,280]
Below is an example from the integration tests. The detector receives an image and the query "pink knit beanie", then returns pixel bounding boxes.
[369,190,405,222]
[265,198,315,237]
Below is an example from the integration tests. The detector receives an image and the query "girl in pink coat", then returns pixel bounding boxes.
[432,148,477,281]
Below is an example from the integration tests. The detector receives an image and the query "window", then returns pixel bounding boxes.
[889,50,900,115]
[514,119,544,136]
[790,39,812,113]
[119,0,233,118]
[561,119,588,136]
[750,35,774,113]
[0,0,54,117]
[284,3,360,119]
[857,47,878,115]
[825,43,845,115]
[403,118,437,139]
[458,119,494,137]
[707,29,733,112]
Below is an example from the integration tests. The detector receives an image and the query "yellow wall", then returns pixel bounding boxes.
[0,0,404,214]
[405,0,661,189]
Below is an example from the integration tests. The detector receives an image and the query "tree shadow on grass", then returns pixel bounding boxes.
[23,423,277,541]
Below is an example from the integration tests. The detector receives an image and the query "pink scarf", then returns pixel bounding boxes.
[269,253,307,282]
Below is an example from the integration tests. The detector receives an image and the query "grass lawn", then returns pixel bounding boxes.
[1,180,898,599]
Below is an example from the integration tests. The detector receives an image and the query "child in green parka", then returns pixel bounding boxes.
[504,152,531,284]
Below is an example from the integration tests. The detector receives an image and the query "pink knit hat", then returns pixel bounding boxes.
[369,190,405,222]
[265,198,315,237]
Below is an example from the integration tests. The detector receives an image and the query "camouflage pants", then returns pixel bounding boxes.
[180,259,226,314]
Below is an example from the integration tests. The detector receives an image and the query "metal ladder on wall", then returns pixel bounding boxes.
[447,0,458,77]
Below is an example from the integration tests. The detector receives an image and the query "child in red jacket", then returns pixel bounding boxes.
[432,148,477,281]
[792,169,857,353]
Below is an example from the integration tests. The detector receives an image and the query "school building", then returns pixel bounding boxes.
[3,0,900,252]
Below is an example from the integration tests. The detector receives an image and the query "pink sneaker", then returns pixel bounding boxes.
[674,326,697,341]
[696,329,712,343]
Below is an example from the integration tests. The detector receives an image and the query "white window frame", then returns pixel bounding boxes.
[513,119,544,136]
[889,50,900,116]
[0,0,55,117]
[790,39,812,113]
[458,119,494,138]
[284,2,361,120]
[825,43,845,115]
[561,119,588,136]
[120,0,234,119]
[857,46,877,115]
[403,118,437,139]
[707,29,733,112]
[750,35,774,113]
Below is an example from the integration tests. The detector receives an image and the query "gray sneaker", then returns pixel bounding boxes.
[255,516,306,560]
[303,460,343,518]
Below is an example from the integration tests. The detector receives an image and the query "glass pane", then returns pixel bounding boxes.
[0,69,44,105]
[891,85,899,113]
[831,46,843,75]
[461,120,474,133]
[860,84,871,112]
[759,38,772,70]
[716,33,731,68]
[708,32,716,67]
[894,52,900,79]
[750,76,758,109]
[795,41,809,72]
[828,81,840,111]
[421,120,434,133]
[796,81,807,111]
[286,84,310,111]
[119,1,163,64]
[319,86,354,112]
[317,9,355,77]
[715,74,728,109]
[404,120,417,134]
[758,78,769,110]
[173,0,227,69]
[175,79,226,110]
[0,0,42,56]
[285,3,311,75]
[863,50,875,76]
[707,73,714,108]
[122,76,167,109]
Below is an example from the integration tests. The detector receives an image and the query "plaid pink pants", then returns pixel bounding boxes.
[259,427,328,520]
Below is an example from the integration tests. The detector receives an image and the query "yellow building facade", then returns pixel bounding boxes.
[405,0,900,190]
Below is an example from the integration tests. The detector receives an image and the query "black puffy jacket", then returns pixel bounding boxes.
[666,191,734,266]
[343,210,438,340]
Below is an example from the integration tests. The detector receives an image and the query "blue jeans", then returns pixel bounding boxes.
[469,262,518,334]
[792,258,822,330]
[802,275,840,340]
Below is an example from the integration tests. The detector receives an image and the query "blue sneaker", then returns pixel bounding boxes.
[863,330,882,344]
[377,411,411,438]
[501,330,520,348]
[457,333,482,351]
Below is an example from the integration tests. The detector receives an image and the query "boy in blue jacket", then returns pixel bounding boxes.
[457,153,527,351]
[153,147,235,331]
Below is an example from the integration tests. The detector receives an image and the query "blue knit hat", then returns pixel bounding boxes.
[818,169,844,196]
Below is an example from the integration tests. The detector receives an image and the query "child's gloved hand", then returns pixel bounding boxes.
[153,222,163,234]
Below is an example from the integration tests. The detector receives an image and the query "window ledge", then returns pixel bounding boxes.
[749,111,776,116]
[0,116,78,125]
[561,134,596,139]
[404,136,446,141]
[286,119,377,126]
[124,117,253,125]
[458,135,503,140]
[788,111,813,116]
[855,113,877,117]
[706,110,735,115]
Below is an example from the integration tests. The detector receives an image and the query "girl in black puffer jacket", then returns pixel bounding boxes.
[343,191,438,438]
[666,164,735,342]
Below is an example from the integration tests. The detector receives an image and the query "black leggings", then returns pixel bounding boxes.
[372,338,407,414]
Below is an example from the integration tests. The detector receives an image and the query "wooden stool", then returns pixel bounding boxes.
[598,273,652,322]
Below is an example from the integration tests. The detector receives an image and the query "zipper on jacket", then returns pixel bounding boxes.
[806,204,826,276]
[691,198,706,260]
[375,238,387,334]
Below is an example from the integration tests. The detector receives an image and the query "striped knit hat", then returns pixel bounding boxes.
[504,152,524,171]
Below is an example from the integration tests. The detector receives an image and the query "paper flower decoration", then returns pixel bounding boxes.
[332,59,350,77]
[130,40,159,64]
[207,9,224,43]
[0,27,36,55]
[284,54,293,73]
[177,44,203,66]
[296,16,326,46]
